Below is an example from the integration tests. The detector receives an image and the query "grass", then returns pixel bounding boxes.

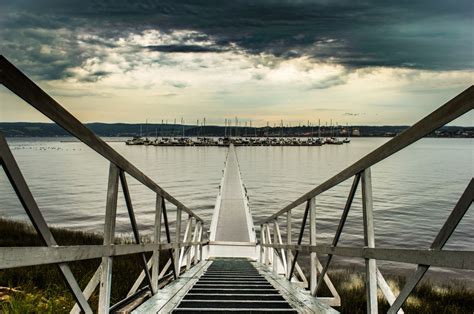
[322,269,474,313]
[1,218,473,313]
[0,218,171,313]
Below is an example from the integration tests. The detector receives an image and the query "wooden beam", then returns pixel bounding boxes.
[309,197,317,296]
[98,163,119,313]
[263,244,474,270]
[0,242,213,269]
[179,216,192,270]
[175,207,182,276]
[273,220,278,273]
[286,210,292,279]
[274,220,287,272]
[152,194,163,293]
[161,198,178,279]
[260,225,264,263]
[361,168,377,313]
[264,224,270,266]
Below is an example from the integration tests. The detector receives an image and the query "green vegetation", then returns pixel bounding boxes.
[0,218,170,313]
[1,218,473,313]
[322,269,474,313]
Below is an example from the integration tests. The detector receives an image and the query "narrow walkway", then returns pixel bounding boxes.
[211,144,255,243]
[173,259,296,313]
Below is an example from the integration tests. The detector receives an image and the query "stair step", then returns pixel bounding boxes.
[183,294,286,301]
[172,259,295,313]
[193,285,274,290]
[176,300,293,309]
[195,282,271,286]
[174,308,297,313]
[189,288,280,294]
[204,272,260,275]
[197,279,268,285]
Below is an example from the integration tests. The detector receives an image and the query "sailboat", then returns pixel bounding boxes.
[343,123,351,143]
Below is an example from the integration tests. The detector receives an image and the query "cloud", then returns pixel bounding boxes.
[146,44,226,53]
[0,0,471,85]
[164,80,188,89]
[309,74,348,90]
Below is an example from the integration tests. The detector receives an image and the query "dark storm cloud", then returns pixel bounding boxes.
[0,0,472,80]
[146,44,226,53]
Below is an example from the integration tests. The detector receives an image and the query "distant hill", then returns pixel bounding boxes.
[0,122,472,138]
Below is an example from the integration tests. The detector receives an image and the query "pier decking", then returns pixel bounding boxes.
[210,144,255,243]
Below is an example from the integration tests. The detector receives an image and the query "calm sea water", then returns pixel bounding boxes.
[1,137,473,281]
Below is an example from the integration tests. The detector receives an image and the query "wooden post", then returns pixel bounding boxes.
[362,168,378,313]
[152,194,163,293]
[98,163,119,313]
[260,225,264,263]
[191,218,199,266]
[264,224,270,266]
[275,220,287,272]
[309,197,317,296]
[198,221,203,262]
[186,217,193,270]
[286,210,292,279]
[273,220,278,273]
[179,215,192,270]
[175,207,182,277]
[266,223,273,265]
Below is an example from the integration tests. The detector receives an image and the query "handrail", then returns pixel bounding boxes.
[258,87,473,313]
[262,85,473,224]
[0,56,207,313]
[0,241,209,269]
[0,55,202,222]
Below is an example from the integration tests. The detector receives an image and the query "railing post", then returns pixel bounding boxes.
[286,209,292,280]
[152,194,163,293]
[362,167,378,313]
[198,221,203,262]
[260,225,264,263]
[175,206,182,277]
[309,197,317,296]
[98,163,119,313]
[191,218,199,266]
[186,217,193,271]
[266,223,273,265]
[264,224,270,266]
[273,219,278,273]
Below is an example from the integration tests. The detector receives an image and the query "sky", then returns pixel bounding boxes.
[0,0,473,126]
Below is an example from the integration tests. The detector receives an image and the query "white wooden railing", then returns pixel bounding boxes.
[259,85,474,313]
[0,56,208,313]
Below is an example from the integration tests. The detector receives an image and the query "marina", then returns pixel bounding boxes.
[125,136,348,146]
